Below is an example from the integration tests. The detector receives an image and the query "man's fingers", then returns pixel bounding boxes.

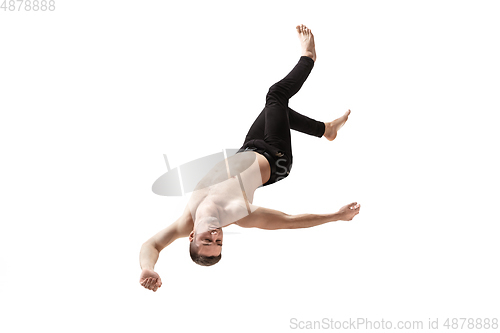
[151,278,161,291]
[140,274,162,291]
[141,278,157,291]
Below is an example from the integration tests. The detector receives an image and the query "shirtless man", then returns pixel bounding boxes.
[139,24,361,292]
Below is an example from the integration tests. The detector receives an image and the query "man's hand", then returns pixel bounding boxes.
[338,202,361,221]
[139,268,162,292]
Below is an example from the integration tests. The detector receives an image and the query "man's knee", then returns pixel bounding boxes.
[267,83,282,95]
[266,84,286,106]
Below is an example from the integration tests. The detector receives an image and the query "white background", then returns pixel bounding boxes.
[1,0,499,332]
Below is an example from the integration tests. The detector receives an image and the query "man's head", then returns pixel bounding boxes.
[189,227,223,266]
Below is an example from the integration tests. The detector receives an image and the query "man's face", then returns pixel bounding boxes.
[189,228,223,256]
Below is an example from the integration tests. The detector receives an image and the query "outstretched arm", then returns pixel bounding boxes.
[139,206,193,292]
[236,202,361,230]
[139,223,180,270]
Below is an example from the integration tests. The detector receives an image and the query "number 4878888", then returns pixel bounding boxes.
[1,0,56,11]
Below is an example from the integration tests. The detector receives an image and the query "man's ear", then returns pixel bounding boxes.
[188,230,194,242]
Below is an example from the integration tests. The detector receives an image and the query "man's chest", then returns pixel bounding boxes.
[208,177,254,225]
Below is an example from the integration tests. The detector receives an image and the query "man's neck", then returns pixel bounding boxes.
[194,199,221,229]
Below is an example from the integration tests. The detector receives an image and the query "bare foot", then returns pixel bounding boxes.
[296,24,316,62]
[323,109,351,141]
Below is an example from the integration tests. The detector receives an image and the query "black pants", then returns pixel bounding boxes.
[237,56,325,187]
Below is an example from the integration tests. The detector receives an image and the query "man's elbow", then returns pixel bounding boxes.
[268,214,297,230]
[142,240,160,252]
[280,214,307,230]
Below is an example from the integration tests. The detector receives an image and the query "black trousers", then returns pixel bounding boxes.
[237,56,325,187]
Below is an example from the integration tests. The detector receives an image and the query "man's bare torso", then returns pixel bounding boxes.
[186,151,271,228]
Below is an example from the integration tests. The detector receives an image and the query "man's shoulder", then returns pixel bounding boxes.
[174,205,195,237]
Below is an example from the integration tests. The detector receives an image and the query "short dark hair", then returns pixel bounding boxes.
[189,242,221,266]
